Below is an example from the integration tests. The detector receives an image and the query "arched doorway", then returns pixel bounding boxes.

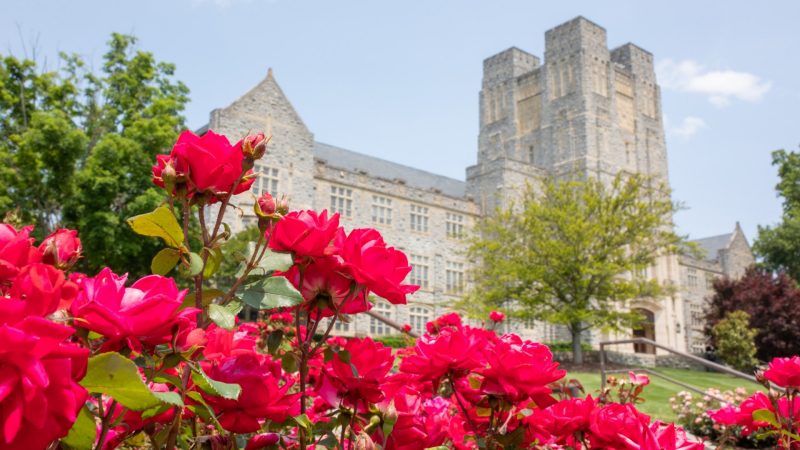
[633,308,656,354]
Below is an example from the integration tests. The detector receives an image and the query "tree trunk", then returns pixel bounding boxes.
[571,325,584,366]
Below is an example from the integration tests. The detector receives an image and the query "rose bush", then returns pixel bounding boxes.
[0,128,715,450]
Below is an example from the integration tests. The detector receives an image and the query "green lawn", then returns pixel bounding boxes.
[566,367,763,422]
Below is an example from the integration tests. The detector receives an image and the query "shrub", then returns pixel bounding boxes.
[712,310,759,371]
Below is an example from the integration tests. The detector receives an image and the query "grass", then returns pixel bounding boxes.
[566,367,763,422]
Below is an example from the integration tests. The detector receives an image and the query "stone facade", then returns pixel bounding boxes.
[202,17,754,354]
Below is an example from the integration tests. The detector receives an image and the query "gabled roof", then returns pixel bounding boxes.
[690,233,732,262]
[313,142,467,198]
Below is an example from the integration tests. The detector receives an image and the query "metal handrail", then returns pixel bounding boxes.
[599,338,759,393]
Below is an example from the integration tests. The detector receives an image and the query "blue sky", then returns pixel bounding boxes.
[2,0,798,242]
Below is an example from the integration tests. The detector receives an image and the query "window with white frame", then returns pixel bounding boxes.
[446,212,465,238]
[409,306,432,334]
[408,254,430,289]
[372,195,392,225]
[255,165,279,197]
[369,302,393,336]
[334,318,350,332]
[410,204,429,232]
[687,268,698,287]
[330,185,353,218]
[446,261,465,294]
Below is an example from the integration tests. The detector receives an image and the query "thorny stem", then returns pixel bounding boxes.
[165,365,192,449]
[94,396,112,450]
[451,375,478,432]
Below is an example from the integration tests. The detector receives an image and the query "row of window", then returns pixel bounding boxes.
[407,255,465,294]
[331,302,434,335]
[251,167,467,236]
[686,267,716,289]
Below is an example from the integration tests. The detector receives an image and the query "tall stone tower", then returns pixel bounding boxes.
[467,16,669,213]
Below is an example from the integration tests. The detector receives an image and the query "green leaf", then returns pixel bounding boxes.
[187,252,203,276]
[191,366,241,400]
[752,408,778,426]
[282,352,298,373]
[151,247,181,275]
[267,329,284,355]
[208,303,236,330]
[241,275,304,310]
[293,414,313,431]
[80,352,183,411]
[258,249,294,273]
[203,247,223,278]
[61,405,96,450]
[127,205,184,248]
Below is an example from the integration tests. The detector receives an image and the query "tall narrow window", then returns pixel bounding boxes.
[410,204,429,232]
[330,185,353,218]
[446,261,465,294]
[255,165,279,197]
[408,254,430,289]
[371,195,392,225]
[369,302,393,336]
[446,213,465,238]
[409,306,432,334]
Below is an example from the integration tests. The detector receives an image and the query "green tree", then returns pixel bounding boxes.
[754,149,800,281]
[465,174,682,364]
[0,34,189,275]
[711,310,759,372]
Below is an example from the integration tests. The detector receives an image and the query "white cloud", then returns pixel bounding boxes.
[668,116,707,138]
[656,59,772,108]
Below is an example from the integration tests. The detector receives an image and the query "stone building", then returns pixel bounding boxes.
[201,16,754,356]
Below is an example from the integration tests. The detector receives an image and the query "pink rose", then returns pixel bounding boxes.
[269,210,339,257]
[317,337,394,411]
[254,192,276,217]
[629,370,651,386]
[0,316,88,450]
[70,268,199,351]
[239,132,268,159]
[280,256,369,318]
[39,228,82,269]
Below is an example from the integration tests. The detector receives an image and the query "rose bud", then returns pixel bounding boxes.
[354,432,376,450]
[242,132,268,160]
[402,323,412,333]
[39,228,82,269]
[489,310,505,322]
[255,192,277,218]
[276,196,290,215]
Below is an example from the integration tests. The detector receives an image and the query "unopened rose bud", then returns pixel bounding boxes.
[489,310,505,323]
[276,196,289,215]
[354,432,375,450]
[39,228,82,269]
[242,132,268,160]
[255,192,277,218]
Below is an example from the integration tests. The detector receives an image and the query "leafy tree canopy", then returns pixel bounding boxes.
[463,174,683,364]
[0,34,189,276]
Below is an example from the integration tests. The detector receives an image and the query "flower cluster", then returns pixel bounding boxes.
[0,225,89,449]
[0,128,714,449]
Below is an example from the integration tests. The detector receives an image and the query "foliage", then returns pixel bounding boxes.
[464,174,682,364]
[373,334,414,348]
[706,266,800,360]
[711,311,759,371]
[544,341,593,354]
[754,148,800,281]
[0,34,189,276]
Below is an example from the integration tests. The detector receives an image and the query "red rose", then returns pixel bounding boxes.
[280,256,369,318]
[70,268,199,351]
[269,210,339,257]
[402,323,412,333]
[0,316,88,450]
[335,228,419,304]
[8,262,76,316]
[0,224,42,285]
[153,130,255,202]
[317,337,394,412]
[530,396,596,441]
[39,228,82,269]
[763,356,800,388]
[200,352,299,433]
[589,403,651,449]
[400,325,485,385]
[245,433,280,450]
[489,310,505,323]
[480,334,565,404]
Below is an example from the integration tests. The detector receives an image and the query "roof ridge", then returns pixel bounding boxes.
[313,141,466,183]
